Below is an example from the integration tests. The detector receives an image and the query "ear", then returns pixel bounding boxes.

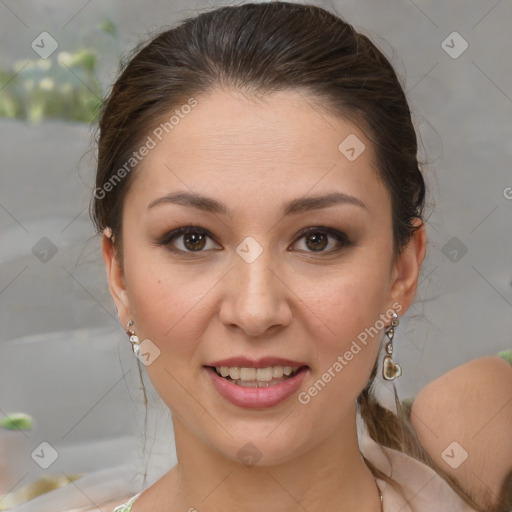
[102,228,131,327]
[388,218,426,314]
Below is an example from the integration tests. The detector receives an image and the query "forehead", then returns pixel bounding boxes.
[128,87,388,215]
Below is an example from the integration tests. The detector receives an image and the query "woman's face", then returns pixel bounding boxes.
[103,87,423,465]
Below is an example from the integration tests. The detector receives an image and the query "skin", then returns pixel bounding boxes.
[102,87,426,512]
[73,357,512,512]
[411,355,512,510]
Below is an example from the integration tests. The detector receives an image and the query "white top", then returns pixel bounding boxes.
[359,429,478,511]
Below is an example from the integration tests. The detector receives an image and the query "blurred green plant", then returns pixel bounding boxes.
[0,51,102,123]
[0,413,33,510]
[0,18,118,124]
[0,412,33,431]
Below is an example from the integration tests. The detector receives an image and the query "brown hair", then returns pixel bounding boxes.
[90,3,494,510]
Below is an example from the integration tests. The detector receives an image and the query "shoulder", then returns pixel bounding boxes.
[410,355,512,511]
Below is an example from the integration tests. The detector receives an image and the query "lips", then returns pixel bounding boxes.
[205,365,309,408]
[203,355,310,408]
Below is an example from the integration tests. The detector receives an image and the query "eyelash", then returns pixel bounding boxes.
[155,225,353,255]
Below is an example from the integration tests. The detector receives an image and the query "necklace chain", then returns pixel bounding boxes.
[376,480,384,512]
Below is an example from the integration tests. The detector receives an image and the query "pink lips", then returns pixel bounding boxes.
[204,363,309,409]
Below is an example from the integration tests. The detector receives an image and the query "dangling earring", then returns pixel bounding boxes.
[382,311,402,381]
[126,320,141,357]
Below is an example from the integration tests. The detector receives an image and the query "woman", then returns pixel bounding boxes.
[67,2,512,511]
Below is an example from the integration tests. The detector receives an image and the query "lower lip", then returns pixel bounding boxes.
[205,366,309,409]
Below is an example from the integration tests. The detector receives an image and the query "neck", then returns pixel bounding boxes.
[159,403,382,512]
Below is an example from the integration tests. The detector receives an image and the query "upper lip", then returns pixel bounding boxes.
[205,356,308,368]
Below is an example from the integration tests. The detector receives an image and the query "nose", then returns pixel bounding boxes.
[219,248,293,338]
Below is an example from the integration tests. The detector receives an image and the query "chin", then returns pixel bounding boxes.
[209,428,313,468]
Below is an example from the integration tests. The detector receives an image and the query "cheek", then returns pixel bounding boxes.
[125,234,392,348]
[123,252,212,410]
[306,257,391,388]
[123,246,219,359]
[300,284,386,422]
[318,261,391,342]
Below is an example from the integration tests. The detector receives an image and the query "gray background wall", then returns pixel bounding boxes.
[1,0,511,503]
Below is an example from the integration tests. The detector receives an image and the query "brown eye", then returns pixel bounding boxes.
[304,232,328,252]
[292,227,352,254]
[182,231,207,251]
[156,225,352,256]
[156,226,220,253]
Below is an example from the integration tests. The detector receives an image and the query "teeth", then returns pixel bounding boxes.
[240,367,256,380]
[256,367,273,381]
[272,366,283,378]
[216,365,301,381]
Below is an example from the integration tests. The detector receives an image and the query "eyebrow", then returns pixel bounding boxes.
[147,191,368,216]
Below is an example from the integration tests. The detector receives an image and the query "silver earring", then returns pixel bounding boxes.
[126,320,141,357]
[382,312,402,381]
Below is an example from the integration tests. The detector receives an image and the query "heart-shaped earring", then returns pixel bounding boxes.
[382,312,402,381]
[383,355,402,380]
